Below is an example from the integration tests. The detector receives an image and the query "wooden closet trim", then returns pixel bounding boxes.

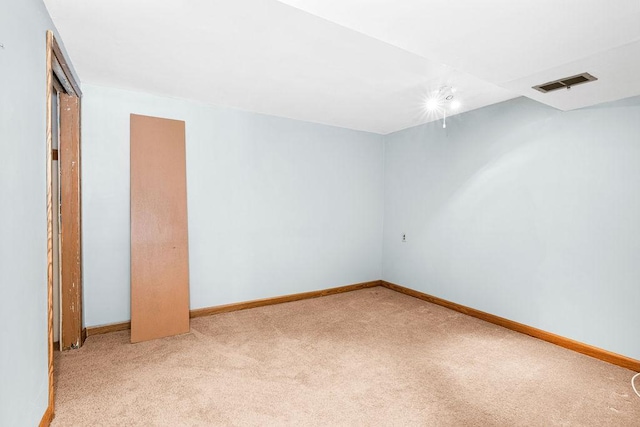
[43,29,83,427]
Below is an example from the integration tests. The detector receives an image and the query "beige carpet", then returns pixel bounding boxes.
[53,287,639,426]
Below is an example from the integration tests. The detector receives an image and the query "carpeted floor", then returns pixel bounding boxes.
[53,287,639,426]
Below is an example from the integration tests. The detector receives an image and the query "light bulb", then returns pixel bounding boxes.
[426,98,439,111]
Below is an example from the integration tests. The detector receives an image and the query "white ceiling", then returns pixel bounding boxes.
[44,0,640,134]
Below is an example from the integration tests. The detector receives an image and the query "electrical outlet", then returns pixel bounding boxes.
[402,233,406,242]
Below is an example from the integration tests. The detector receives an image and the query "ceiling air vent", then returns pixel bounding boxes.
[533,72,597,93]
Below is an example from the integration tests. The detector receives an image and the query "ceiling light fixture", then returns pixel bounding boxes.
[425,86,461,129]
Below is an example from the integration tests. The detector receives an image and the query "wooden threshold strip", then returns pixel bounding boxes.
[38,405,53,427]
[86,280,381,337]
[380,280,640,372]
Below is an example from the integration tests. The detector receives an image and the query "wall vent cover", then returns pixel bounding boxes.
[533,73,598,93]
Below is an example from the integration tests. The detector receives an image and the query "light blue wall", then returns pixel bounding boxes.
[81,84,385,327]
[383,96,640,359]
[0,0,72,425]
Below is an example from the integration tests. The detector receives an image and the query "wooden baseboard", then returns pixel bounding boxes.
[380,280,640,372]
[86,321,131,337]
[39,404,53,427]
[83,279,638,371]
[190,280,381,318]
[85,280,382,337]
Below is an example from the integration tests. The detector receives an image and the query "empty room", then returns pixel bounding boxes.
[2,0,640,425]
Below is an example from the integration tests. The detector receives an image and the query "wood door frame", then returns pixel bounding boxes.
[44,30,83,425]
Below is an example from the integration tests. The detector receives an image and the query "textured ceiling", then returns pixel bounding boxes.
[44,0,640,134]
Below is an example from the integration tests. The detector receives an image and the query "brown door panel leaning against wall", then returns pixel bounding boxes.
[130,114,190,343]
